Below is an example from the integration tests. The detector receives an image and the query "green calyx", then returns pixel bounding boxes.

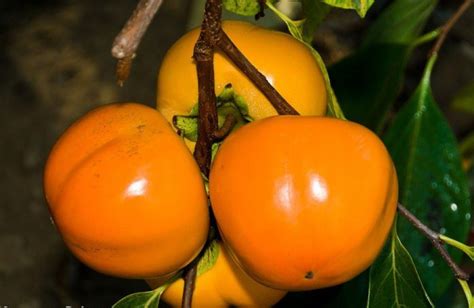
[173,84,253,142]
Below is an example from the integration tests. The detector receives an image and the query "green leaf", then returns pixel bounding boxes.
[266,1,346,120]
[301,0,332,43]
[384,55,471,299]
[223,0,261,16]
[329,0,437,132]
[367,226,433,308]
[113,287,166,308]
[197,240,220,276]
[174,116,198,142]
[321,0,374,17]
[452,82,474,115]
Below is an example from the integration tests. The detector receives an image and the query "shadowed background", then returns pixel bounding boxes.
[0,0,472,306]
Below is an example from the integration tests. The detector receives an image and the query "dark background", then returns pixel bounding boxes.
[0,0,472,306]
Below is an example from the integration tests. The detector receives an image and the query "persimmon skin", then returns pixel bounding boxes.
[209,116,398,290]
[147,242,286,307]
[156,20,327,126]
[44,103,209,279]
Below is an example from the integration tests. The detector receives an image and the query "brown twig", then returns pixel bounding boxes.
[397,203,470,281]
[429,0,472,57]
[111,0,164,85]
[181,1,223,307]
[192,0,222,176]
[216,30,299,116]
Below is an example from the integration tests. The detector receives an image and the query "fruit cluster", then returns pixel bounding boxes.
[44,21,398,307]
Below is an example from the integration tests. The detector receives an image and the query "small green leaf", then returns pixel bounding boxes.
[329,0,437,132]
[266,1,346,120]
[384,55,471,299]
[265,1,305,40]
[367,226,433,308]
[321,0,374,17]
[197,240,220,276]
[301,0,332,43]
[452,82,474,115]
[113,286,166,308]
[223,0,261,16]
[440,234,474,261]
[174,116,198,142]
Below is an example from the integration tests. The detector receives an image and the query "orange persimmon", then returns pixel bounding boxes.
[147,241,286,307]
[156,20,327,145]
[209,116,398,290]
[44,103,209,279]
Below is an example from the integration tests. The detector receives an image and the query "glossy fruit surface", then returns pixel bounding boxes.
[147,241,287,307]
[209,116,398,290]
[156,20,327,125]
[44,103,209,279]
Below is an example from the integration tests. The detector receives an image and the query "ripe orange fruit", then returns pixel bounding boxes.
[209,116,398,290]
[156,20,327,140]
[147,241,287,307]
[44,103,209,279]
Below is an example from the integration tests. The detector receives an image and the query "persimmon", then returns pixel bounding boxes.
[156,20,327,147]
[147,241,287,307]
[43,103,209,279]
[209,116,398,290]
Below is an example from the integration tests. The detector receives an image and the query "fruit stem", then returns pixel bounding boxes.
[212,114,237,141]
[111,0,164,85]
[181,265,198,308]
[397,203,470,281]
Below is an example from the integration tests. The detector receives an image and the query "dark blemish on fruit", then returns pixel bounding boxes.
[137,124,146,132]
[225,83,232,88]
[305,271,314,279]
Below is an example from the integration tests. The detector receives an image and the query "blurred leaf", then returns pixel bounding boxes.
[320,0,374,17]
[384,55,471,299]
[113,288,164,308]
[367,226,433,308]
[266,2,346,119]
[301,0,332,43]
[452,82,474,115]
[223,0,261,16]
[460,133,474,159]
[330,44,409,131]
[329,0,437,132]
[363,0,437,46]
[197,240,219,276]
